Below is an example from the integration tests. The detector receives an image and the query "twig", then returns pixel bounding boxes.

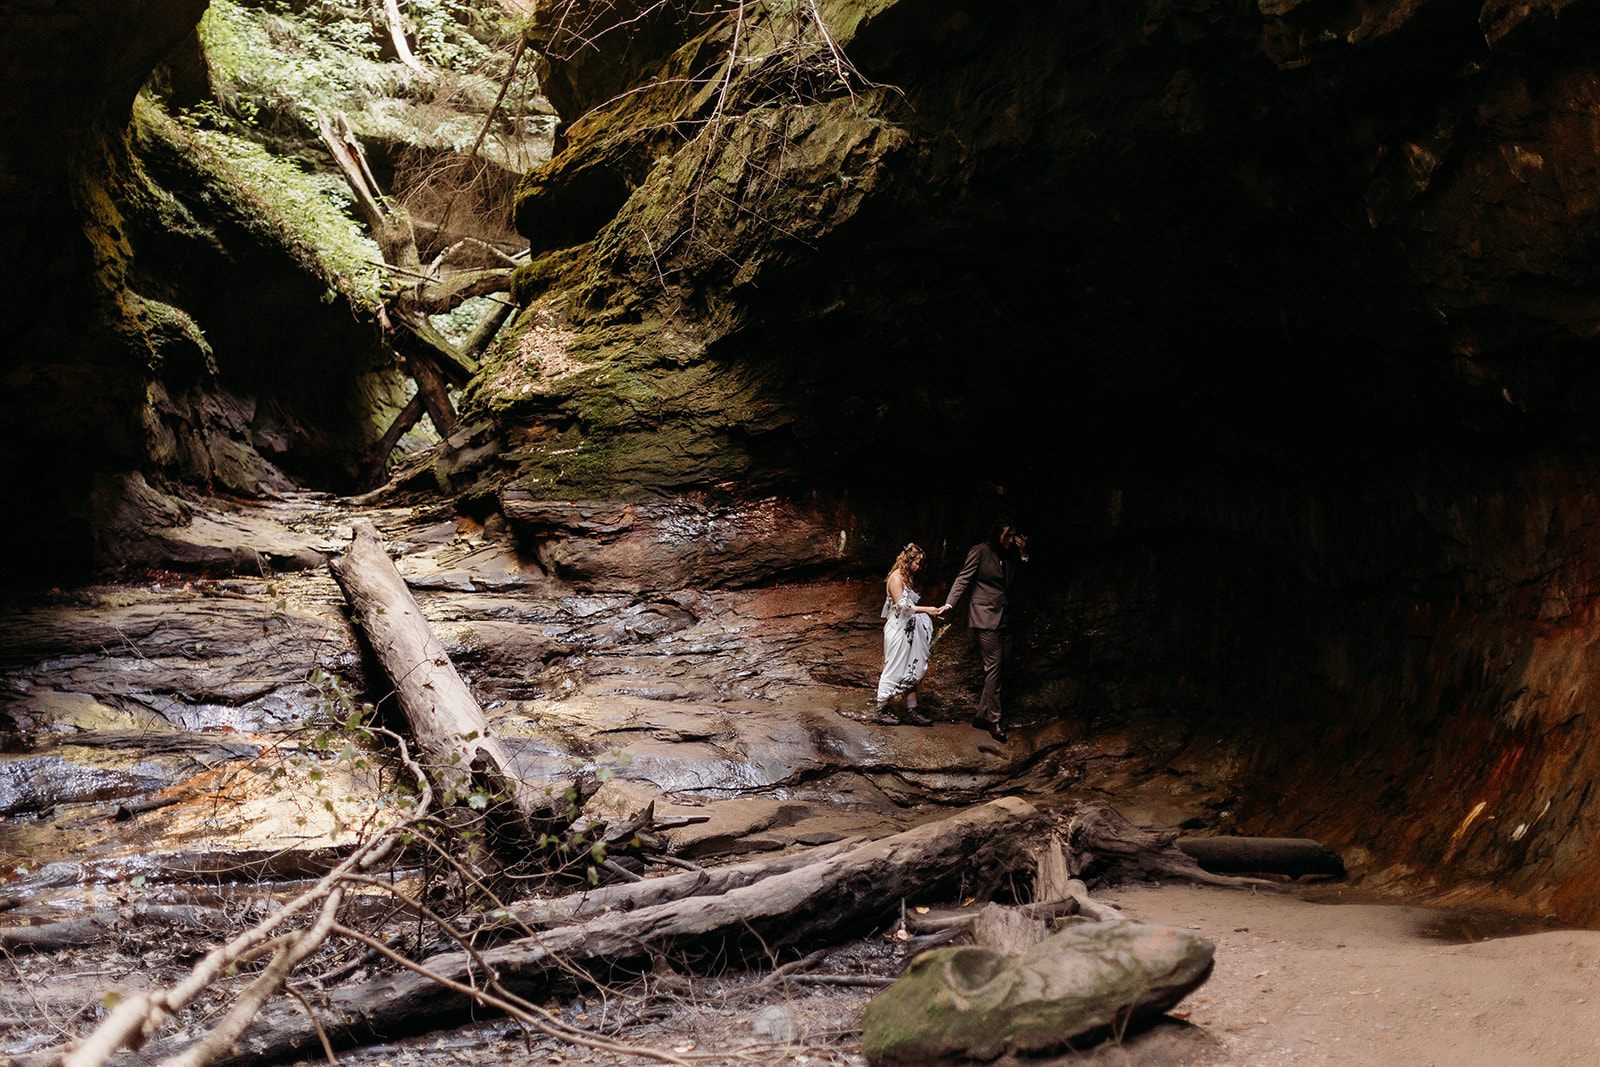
[4,951,72,1039]
[157,891,344,1067]
[331,925,694,1067]
[603,859,644,883]
[467,34,528,162]
[283,984,339,1067]
[767,974,894,987]
[755,947,828,987]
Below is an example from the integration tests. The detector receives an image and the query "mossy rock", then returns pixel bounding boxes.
[510,243,592,306]
[860,921,1214,1066]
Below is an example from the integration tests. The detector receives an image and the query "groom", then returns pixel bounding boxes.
[938,518,1029,743]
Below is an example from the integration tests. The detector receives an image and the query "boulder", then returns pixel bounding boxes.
[860,920,1213,1066]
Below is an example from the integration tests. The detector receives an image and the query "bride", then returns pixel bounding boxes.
[875,543,940,724]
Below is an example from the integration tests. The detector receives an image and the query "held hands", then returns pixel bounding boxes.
[935,604,952,618]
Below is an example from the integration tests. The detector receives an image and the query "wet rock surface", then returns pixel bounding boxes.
[0,494,1220,926]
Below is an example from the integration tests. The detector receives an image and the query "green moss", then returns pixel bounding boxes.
[198,1,521,155]
[133,96,385,309]
[510,243,591,306]
[486,1,921,499]
[71,112,216,389]
[127,292,216,382]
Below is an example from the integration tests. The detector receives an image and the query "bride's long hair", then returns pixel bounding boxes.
[888,543,924,583]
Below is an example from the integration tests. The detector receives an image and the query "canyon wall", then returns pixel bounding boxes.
[9,0,1600,919]
[0,0,408,582]
[491,0,1600,919]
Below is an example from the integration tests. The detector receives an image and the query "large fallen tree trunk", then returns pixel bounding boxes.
[200,797,1049,1066]
[328,522,574,837]
[1066,803,1286,890]
[496,835,868,929]
[1175,835,1346,878]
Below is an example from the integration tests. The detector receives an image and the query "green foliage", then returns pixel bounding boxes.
[139,98,385,309]
[406,0,494,71]
[200,0,414,126]
[429,295,498,346]
[201,0,513,129]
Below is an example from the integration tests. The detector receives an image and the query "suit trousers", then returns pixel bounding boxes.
[975,626,1012,726]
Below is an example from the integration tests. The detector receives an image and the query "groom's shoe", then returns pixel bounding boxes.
[970,716,1006,743]
[905,708,933,726]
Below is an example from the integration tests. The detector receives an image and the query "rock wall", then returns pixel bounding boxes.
[493,0,1600,920]
[1,0,208,579]
[0,1,408,583]
[11,0,1600,922]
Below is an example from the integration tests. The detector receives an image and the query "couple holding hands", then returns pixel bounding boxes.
[874,519,1030,743]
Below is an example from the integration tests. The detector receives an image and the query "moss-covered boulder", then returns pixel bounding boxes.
[860,921,1214,1066]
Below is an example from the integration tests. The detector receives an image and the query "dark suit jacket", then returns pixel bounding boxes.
[944,541,1025,630]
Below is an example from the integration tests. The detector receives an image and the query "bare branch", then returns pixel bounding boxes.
[156,891,345,1067]
[382,0,436,81]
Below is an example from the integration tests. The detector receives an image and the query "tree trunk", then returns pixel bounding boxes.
[402,350,458,437]
[364,392,426,486]
[1175,836,1346,878]
[201,797,1050,1066]
[1066,803,1284,890]
[327,523,570,836]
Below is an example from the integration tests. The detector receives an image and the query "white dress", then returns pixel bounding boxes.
[876,585,934,704]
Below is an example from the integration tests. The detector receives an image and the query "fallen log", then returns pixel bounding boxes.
[328,523,571,838]
[1176,836,1346,878]
[197,797,1050,1066]
[0,903,230,953]
[1066,803,1284,891]
[494,834,868,929]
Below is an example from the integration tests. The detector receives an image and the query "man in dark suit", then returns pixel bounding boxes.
[939,519,1029,743]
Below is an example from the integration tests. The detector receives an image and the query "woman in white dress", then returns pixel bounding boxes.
[875,543,940,724]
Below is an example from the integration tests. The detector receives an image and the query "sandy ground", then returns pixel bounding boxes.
[1101,884,1600,1067]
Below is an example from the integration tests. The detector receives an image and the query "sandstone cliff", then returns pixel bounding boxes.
[8,0,1600,922]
